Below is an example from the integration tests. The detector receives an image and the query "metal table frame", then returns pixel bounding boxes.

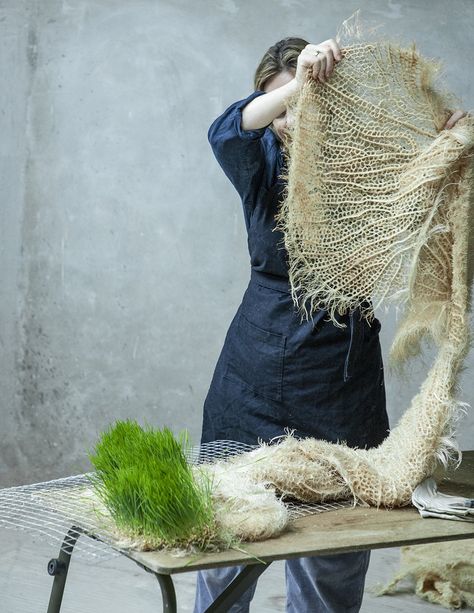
[46,526,269,613]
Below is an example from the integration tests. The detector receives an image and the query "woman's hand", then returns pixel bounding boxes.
[294,40,343,88]
[443,109,468,130]
[242,38,342,132]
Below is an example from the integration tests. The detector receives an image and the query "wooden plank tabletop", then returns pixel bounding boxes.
[126,451,474,575]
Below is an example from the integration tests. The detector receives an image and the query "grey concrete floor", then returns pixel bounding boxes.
[1,528,470,613]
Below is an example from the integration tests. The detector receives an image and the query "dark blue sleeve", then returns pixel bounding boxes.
[208,91,269,201]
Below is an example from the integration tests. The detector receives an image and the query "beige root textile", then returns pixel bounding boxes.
[207,32,474,536]
[378,540,474,609]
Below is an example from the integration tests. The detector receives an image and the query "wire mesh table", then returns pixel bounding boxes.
[1,447,473,612]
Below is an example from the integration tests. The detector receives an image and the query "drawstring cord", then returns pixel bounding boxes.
[343,312,355,382]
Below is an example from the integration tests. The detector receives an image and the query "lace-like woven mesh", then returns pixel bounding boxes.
[278,41,468,322]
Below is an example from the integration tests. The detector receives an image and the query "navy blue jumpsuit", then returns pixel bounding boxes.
[201,91,389,449]
[195,91,391,613]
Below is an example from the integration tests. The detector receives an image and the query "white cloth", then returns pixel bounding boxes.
[412,478,474,521]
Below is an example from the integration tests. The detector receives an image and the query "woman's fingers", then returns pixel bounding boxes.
[314,54,327,82]
[326,38,343,63]
[297,46,323,83]
[308,40,340,83]
[296,39,342,86]
[324,51,334,79]
[443,109,467,130]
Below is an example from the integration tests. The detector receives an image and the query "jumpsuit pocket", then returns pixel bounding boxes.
[224,312,286,402]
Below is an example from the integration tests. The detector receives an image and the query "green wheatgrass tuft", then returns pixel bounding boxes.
[87,420,223,550]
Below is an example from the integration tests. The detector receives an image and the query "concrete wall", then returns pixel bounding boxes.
[1,0,473,486]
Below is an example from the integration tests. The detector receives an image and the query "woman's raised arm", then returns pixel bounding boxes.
[242,39,343,131]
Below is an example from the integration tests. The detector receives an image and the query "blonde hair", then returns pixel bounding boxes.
[254,37,309,91]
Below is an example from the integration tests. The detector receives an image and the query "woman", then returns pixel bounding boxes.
[195,37,466,613]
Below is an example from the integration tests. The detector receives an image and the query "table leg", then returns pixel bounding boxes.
[204,563,271,613]
[46,526,81,613]
[155,573,177,612]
